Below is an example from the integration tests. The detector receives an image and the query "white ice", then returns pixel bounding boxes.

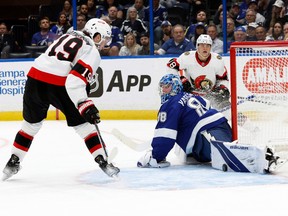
[0,120,288,216]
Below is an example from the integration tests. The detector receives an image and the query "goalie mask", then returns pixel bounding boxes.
[84,18,112,49]
[159,74,183,104]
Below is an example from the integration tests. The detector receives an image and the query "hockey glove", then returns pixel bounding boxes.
[137,150,171,168]
[180,76,193,93]
[212,85,230,100]
[78,100,100,124]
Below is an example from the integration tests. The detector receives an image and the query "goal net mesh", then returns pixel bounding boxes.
[230,42,288,148]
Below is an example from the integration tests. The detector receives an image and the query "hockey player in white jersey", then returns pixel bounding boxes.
[166,34,256,131]
[137,74,284,173]
[2,18,120,180]
[166,34,230,109]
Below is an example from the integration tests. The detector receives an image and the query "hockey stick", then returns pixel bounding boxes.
[111,128,151,151]
[94,123,118,163]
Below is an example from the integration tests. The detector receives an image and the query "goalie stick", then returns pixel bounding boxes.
[111,128,151,151]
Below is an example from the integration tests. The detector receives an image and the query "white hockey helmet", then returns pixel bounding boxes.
[84,18,112,48]
[196,34,212,47]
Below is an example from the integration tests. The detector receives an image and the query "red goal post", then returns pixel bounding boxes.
[230,41,288,145]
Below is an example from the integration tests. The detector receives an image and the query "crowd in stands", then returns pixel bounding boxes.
[2,0,288,58]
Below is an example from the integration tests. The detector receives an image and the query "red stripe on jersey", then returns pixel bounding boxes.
[13,142,29,152]
[19,130,33,140]
[216,68,228,80]
[28,67,66,86]
[89,143,102,154]
[85,132,98,141]
[78,59,93,74]
[70,70,88,84]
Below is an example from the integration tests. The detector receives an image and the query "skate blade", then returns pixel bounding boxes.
[111,173,120,180]
[2,173,12,181]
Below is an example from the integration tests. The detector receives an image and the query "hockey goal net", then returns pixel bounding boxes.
[230,41,288,148]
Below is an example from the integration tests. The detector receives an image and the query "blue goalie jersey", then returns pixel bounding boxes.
[152,92,228,161]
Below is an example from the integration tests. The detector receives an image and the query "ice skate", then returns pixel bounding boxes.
[2,154,21,181]
[95,155,120,178]
[265,148,287,173]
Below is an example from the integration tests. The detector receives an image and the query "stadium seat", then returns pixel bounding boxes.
[25,45,48,58]
[9,52,32,59]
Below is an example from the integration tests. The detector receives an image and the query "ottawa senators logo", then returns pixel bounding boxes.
[194,75,213,90]
[217,55,222,60]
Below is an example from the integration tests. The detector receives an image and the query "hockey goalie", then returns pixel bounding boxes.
[137,74,287,173]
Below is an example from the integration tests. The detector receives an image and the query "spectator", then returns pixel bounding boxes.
[227,26,247,50]
[67,14,87,32]
[246,22,259,41]
[31,17,57,46]
[255,25,267,41]
[87,0,97,20]
[155,24,195,55]
[207,24,223,54]
[189,22,207,47]
[218,17,236,43]
[161,20,173,45]
[269,0,285,33]
[265,20,284,41]
[100,16,124,56]
[213,4,233,26]
[242,9,257,30]
[0,23,12,58]
[119,32,140,56]
[78,3,89,21]
[95,0,124,19]
[247,0,266,25]
[215,9,233,34]
[284,22,288,40]
[50,12,71,37]
[233,26,248,42]
[137,32,160,55]
[185,10,208,41]
[143,0,168,45]
[60,0,73,25]
[258,0,276,30]
[133,0,146,20]
[189,0,206,22]
[229,3,243,27]
[108,6,124,28]
[120,6,148,44]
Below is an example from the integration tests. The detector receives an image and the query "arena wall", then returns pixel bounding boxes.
[0,56,231,120]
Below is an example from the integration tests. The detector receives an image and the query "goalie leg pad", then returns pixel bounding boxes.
[210,140,268,173]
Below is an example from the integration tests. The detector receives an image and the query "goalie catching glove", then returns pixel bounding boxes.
[137,150,171,168]
[78,100,100,124]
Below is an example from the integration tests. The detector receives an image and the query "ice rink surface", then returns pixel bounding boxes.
[1,120,288,216]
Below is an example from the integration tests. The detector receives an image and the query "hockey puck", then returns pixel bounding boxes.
[222,164,228,172]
